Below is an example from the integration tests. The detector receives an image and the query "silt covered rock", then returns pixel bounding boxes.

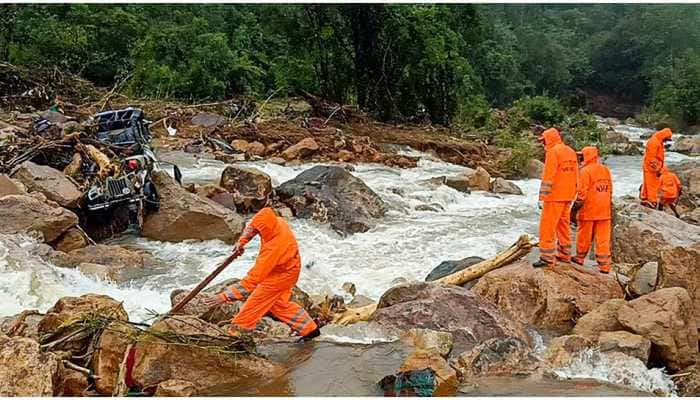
[0,336,62,396]
[371,281,530,354]
[142,171,245,243]
[277,165,387,235]
[472,260,624,334]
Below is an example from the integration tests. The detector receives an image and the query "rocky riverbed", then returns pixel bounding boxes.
[2,118,700,396]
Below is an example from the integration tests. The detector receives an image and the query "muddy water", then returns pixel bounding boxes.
[208,339,645,396]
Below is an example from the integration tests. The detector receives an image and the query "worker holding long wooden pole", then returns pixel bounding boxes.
[205,207,320,341]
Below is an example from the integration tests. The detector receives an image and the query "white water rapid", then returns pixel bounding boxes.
[1,121,696,394]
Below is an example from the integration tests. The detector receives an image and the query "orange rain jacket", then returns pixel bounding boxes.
[658,166,682,203]
[576,146,613,221]
[539,128,578,202]
[220,207,317,336]
[236,207,302,288]
[643,128,672,174]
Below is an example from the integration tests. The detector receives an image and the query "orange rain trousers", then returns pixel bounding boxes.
[539,201,572,265]
[219,207,317,337]
[221,273,317,336]
[641,171,661,204]
[574,220,611,273]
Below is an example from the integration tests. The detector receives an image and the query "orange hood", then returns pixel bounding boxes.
[542,128,562,149]
[251,207,279,242]
[653,128,673,142]
[581,146,599,166]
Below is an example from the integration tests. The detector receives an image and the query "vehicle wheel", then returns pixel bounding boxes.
[144,181,160,211]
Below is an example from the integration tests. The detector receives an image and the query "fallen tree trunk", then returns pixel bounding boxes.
[333,234,536,326]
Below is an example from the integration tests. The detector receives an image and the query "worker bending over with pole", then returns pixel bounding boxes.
[640,128,673,207]
[571,146,613,273]
[534,128,578,268]
[206,207,320,341]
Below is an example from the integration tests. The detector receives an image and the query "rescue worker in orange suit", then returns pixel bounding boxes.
[657,166,682,218]
[640,128,673,207]
[205,207,320,341]
[534,128,579,268]
[571,146,613,273]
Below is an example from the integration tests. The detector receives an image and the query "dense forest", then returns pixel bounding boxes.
[1,4,699,130]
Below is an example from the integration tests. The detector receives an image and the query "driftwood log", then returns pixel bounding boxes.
[333,234,536,326]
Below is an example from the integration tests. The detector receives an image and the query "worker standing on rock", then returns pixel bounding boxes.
[640,127,673,207]
[205,207,320,341]
[657,166,682,217]
[534,128,578,268]
[571,146,613,273]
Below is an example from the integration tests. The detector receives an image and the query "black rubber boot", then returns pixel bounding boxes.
[532,259,550,269]
[297,327,321,343]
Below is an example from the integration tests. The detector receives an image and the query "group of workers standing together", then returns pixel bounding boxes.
[534,127,681,273]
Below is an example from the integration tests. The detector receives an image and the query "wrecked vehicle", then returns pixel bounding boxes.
[84,108,180,233]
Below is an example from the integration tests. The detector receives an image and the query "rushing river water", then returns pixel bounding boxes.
[0,122,696,395]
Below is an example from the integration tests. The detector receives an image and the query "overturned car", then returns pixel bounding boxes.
[83,108,181,235]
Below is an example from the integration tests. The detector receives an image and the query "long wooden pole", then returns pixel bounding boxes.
[166,253,239,316]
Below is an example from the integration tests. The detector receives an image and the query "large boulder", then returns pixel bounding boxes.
[603,130,640,155]
[542,334,593,368]
[68,244,155,268]
[673,135,700,156]
[142,171,245,243]
[38,294,129,338]
[0,194,78,242]
[50,244,157,282]
[219,165,273,213]
[425,256,484,282]
[61,368,89,396]
[11,161,82,208]
[571,299,626,339]
[657,245,700,323]
[598,331,651,364]
[612,200,700,264]
[454,337,539,378]
[131,315,285,394]
[400,328,453,358]
[91,322,138,395]
[675,159,700,194]
[53,227,87,253]
[281,137,319,160]
[490,178,523,195]
[0,336,62,396]
[628,261,658,297]
[617,287,698,371]
[445,166,490,192]
[472,260,624,335]
[277,165,387,235]
[371,281,529,354]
